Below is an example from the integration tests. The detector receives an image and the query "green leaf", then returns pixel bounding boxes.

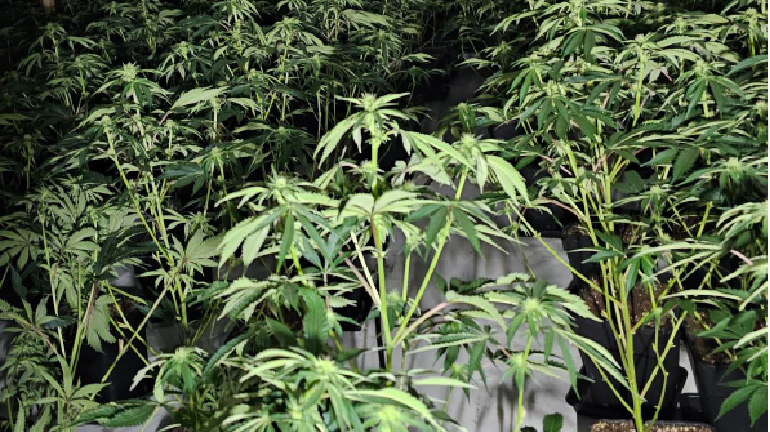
[219,218,260,266]
[301,289,328,353]
[172,87,224,109]
[349,388,443,430]
[453,208,481,255]
[583,249,623,264]
[543,413,563,432]
[728,55,768,76]
[415,133,471,167]
[277,213,295,272]
[624,258,640,299]
[268,319,296,347]
[316,116,357,164]
[717,385,754,420]
[487,156,528,203]
[673,148,699,181]
[204,331,251,377]
[100,405,157,428]
[14,405,24,432]
[242,225,270,267]
[425,206,448,250]
[29,407,50,432]
[749,386,767,425]
[687,82,707,117]
[645,148,678,167]
[412,377,475,389]
[445,291,505,330]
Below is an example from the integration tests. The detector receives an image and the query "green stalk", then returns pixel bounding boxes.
[395,169,467,343]
[40,219,66,356]
[620,288,645,432]
[95,265,184,398]
[372,219,393,369]
[514,334,533,432]
[401,249,411,301]
[632,56,646,127]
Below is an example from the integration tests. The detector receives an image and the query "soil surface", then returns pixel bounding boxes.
[563,221,642,245]
[685,314,731,364]
[564,221,591,236]
[580,278,669,327]
[666,215,708,241]
[591,421,713,432]
[109,297,136,318]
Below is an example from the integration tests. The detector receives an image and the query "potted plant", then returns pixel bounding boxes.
[684,309,768,432]
[482,0,767,431]
[566,277,688,420]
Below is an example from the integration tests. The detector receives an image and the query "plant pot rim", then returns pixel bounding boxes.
[590,419,716,432]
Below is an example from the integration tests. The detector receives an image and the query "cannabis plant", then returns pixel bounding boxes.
[483,0,767,430]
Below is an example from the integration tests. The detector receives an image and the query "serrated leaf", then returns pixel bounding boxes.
[204,331,251,377]
[349,388,443,430]
[453,208,481,255]
[718,385,754,420]
[277,213,295,272]
[749,386,767,425]
[487,155,528,203]
[412,377,475,389]
[445,291,505,330]
[425,206,448,250]
[172,87,224,109]
[242,225,270,267]
[301,289,327,353]
[100,405,157,428]
[673,148,699,181]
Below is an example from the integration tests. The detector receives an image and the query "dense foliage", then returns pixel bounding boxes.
[0,0,766,431]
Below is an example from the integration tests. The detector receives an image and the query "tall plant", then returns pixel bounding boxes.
[484,0,767,430]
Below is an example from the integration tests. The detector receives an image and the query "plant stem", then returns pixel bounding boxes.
[395,169,467,343]
[514,334,532,432]
[401,249,411,301]
[372,219,393,370]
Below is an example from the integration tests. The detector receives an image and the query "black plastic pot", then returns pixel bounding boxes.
[678,393,709,423]
[684,329,768,432]
[336,247,379,332]
[520,167,576,237]
[337,285,374,332]
[677,254,743,292]
[561,225,600,280]
[75,306,150,402]
[568,310,686,419]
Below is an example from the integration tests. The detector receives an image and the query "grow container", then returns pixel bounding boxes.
[678,393,709,423]
[76,303,150,402]
[567,281,687,420]
[337,284,374,331]
[684,327,768,432]
[519,166,576,237]
[590,419,715,432]
[73,265,151,402]
[560,223,601,279]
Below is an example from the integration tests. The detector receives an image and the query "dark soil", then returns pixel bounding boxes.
[591,421,713,432]
[565,221,591,236]
[563,221,642,246]
[579,278,668,327]
[685,314,731,364]
[666,215,708,241]
[109,297,136,318]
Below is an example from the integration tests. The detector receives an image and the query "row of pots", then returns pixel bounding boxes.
[558,225,766,431]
